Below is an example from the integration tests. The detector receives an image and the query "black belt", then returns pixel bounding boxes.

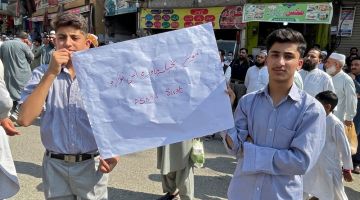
[230,79,244,84]
[46,150,99,163]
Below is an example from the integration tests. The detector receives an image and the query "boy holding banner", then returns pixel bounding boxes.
[222,28,326,200]
[18,13,119,199]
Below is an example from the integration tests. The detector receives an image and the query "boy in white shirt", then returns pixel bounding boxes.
[303,90,353,200]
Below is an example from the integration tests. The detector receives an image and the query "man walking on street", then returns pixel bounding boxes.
[325,53,357,128]
[0,31,34,119]
[157,140,194,200]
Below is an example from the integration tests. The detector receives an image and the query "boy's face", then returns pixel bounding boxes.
[321,103,331,115]
[55,26,90,52]
[266,42,303,84]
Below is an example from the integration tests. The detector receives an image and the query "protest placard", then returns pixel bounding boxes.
[72,23,234,158]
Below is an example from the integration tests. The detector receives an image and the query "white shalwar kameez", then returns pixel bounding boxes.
[299,68,335,97]
[332,70,357,122]
[0,78,19,199]
[303,113,353,200]
[244,65,268,94]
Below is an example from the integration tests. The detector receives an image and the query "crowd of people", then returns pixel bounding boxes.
[0,12,359,200]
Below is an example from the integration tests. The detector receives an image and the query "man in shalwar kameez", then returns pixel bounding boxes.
[325,53,357,128]
[157,140,194,200]
[299,48,335,97]
[0,71,20,199]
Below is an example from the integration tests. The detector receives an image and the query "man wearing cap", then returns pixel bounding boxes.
[325,53,357,127]
[244,51,268,94]
[0,31,34,118]
[40,30,55,65]
[87,33,99,48]
[299,48,335,97]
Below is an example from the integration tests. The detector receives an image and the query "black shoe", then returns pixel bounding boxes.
[157,192,180,200]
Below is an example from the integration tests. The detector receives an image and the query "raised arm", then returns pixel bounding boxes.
[17,49,71,126]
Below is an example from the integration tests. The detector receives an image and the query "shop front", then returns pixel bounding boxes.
[104,0,138,43]
[30,0,94,34]
[331,1,360,55]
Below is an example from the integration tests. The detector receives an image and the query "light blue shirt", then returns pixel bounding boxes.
[21,65,98,154]
[224,85,326,200]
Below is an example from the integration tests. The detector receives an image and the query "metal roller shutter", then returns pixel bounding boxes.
[337,5,360,55]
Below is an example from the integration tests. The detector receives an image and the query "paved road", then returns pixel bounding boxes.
[7,124,360,199]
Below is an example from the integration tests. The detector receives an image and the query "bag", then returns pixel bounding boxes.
[191,138,205,168]
[344,122,358,155]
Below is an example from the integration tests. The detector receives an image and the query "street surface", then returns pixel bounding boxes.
[7,124,360,200]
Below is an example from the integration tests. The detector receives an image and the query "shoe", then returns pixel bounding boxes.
[157,192,181,200]
[352,165,360,174]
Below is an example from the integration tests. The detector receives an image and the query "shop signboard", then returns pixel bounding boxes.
[48,0,58,6]
[243,3,333,24]
[140,6,244,29]
[105,0,137,16]
[65,5,90,15]
[338,7,356,37]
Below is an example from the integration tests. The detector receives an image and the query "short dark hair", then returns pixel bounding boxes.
[219,49,225,56]
[313,44,321,49]
[35,38,42,44]
[239,48,248,54]
[307,47,322,59]
[350,47,358,52]
[17,31,28,39]
[351,56,360,63]
[51,13,88,34]
[266,28,307,57]
[315,91,338,112]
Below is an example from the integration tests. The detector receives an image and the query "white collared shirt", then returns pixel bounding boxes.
[299,68,335,97]
[244,65,269,94]
[332,70,357,121]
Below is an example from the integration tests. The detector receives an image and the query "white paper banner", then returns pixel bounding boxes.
[72,23,234,158]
